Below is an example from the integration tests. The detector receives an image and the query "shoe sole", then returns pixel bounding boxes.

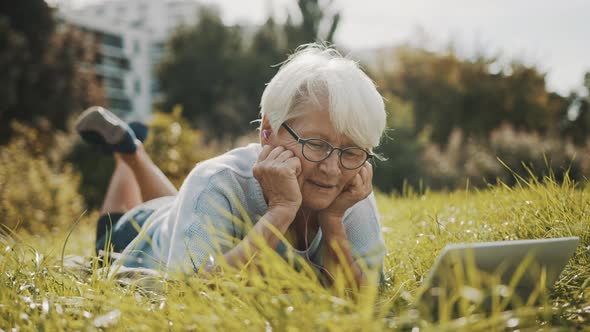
[75,106,126,145]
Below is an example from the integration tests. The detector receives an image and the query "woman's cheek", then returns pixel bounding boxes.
[343,170,360,188]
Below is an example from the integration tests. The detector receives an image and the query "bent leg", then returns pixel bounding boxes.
[100,154,143,215]
[96,156,143,256]
[116,143,178,201]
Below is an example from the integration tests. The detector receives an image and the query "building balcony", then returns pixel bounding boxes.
[108,97,133,115]
[109,108,133,117]
[105,87,128,99]
[94,63,128,78]
[100,44,126,59]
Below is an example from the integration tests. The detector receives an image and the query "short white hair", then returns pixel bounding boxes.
[259,43,387,150]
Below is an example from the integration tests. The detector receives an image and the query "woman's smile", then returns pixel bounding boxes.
[306,179,338,190]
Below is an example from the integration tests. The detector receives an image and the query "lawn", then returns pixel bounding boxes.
[1,176,589,331]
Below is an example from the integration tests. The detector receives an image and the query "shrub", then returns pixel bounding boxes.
[420,128,505,189]
[373,127,425,194]
[418,125,586,191]
[143,106,217,188]
[0,122,84,234]
[66,143,115,209]
[489,124,583,185]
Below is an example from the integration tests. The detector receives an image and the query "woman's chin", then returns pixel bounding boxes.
[300,184,341,210]
[301,195,336,211]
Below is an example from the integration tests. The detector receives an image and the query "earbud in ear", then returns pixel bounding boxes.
[262,129,270,139]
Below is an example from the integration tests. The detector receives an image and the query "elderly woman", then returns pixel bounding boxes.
[76,44,387,288]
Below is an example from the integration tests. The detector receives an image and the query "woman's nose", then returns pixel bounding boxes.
[318,150,341,175]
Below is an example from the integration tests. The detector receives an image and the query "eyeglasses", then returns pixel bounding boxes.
[281,122,372,170]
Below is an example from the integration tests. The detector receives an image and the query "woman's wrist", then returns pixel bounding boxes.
[318,211,344,226]
[267,205,298,223]
[318,213,346,237]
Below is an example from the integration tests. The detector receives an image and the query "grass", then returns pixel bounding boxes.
[1,176,590,331]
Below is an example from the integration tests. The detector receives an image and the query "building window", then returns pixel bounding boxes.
[133,40,140,54]
[134,79,141,95]
[102,56,119,67]
[106,77,124,89]
[151,42,164,54]
[109,98,132,111]
[101,33,123,48]
[150,80,160,94]
[119,58,130,70]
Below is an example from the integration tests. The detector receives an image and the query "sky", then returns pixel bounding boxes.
[60,0,590,96]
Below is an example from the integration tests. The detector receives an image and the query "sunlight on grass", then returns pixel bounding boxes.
[1,176,589,330]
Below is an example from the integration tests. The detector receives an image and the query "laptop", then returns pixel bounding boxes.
[416,237,579,318]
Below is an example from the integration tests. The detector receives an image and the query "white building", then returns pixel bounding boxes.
[58,0,202,120]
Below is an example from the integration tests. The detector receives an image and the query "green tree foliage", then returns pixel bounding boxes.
[0,0,103,143]
[284,0,340,48]
[373,93,426,193]
[157,7,259,141]
[375,46,567,145]
[157,2,341,141]
[560,72,590,145]
[368,46,588,193]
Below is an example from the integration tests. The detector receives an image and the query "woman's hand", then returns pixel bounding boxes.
[253,145,303,215]
[320,162,373,220]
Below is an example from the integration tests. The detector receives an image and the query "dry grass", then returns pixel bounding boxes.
[1,176,589,331]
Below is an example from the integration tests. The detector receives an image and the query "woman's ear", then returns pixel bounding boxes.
[259,115,272,145]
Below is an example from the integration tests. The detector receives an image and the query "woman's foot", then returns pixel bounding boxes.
[128,122,149,143]
[75,106,139,154]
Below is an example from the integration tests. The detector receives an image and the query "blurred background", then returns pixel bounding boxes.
[1,0,589,233]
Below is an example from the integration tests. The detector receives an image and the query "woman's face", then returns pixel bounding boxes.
[267,110,364,211]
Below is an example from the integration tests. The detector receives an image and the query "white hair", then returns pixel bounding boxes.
[259,44,387,151]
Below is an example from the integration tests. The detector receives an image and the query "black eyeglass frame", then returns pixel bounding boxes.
[281,122,373,170]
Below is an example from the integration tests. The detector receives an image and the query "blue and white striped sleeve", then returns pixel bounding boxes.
[164,170,241,274]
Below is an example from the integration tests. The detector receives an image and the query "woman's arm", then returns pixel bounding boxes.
[208,206,297,272]
[201,145,303,274]
[315,162,378,289]
[318,214,363,289]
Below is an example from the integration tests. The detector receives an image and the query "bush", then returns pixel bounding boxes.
[373,127,425,194]
[489,124,583,185]
[418,125,586,191]
[144,106,217,188]
[0,122,84,234]
[368,124,587,193]
[420,128,505,189]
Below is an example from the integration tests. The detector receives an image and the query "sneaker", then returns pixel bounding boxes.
[128,121,149,143]
[75,106,138,154]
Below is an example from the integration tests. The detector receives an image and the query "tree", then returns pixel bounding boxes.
[284,0,341,49]
[157,7,255,141]
[374,46,567,145]
[560,72,590,144]
[157,2,342,141]
[0,0,104,143]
